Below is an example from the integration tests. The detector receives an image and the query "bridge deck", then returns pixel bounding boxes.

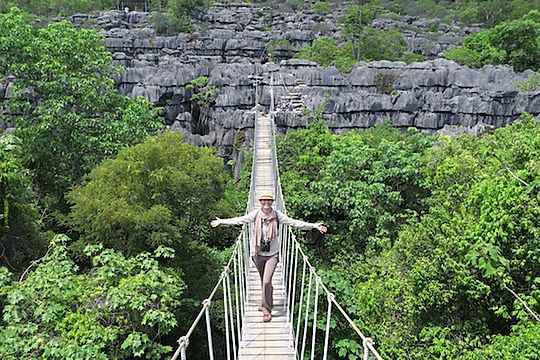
[239,114,295,359]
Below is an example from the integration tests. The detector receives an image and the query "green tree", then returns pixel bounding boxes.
[68,132,234,298]
[331,114,540,358]
[153,0,212,35]
[445,10,540,71]
[0,235,184,359]
[295,36,340,68]
[457,0,540,26]
[0,136,45,269]
[342,3,381,60]
[0,9,164,224]
[357,28,408,62]
[1,1,115,16]
[278,121,433,259]
[277,114,540,359]
[186,76,219,135]
[312,1,331,15]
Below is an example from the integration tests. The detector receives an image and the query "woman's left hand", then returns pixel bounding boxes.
[210,217,221,227]
[315,223,327,234]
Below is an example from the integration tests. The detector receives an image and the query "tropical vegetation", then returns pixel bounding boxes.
[0,2,539,359]
[277,114,540,359]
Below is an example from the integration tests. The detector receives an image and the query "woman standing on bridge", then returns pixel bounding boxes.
[211,192,327,322]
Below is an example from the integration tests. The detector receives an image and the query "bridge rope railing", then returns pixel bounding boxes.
[172,74,383,359]
[268,99,383,359]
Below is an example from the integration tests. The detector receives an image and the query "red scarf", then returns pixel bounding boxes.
[253,209,277,255]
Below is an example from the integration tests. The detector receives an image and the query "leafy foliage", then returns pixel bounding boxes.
[0,235,184,359]
[0,8,164,224]
[266,38,292,62]
[0,136,44,268]
[295,3,416,72]
[444,10,540,71]
[456,0,540,26]
[186,76,219,107]
[67,132,234,298]
[152,0,212,35]
[278,121,434,259]
[514,71,540,92]
[0,0,115,16]
[312,1,331,15]
[277,113,540,359]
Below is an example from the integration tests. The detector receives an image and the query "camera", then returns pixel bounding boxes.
[261,240,271,252]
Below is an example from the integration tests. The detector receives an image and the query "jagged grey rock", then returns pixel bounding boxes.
[1,5,539,161]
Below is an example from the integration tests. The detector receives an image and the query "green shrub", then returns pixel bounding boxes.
[514,71,540,92]
[295,36,339,68]
[445,11,540,71]
[312,0,331,15]
[266,37,292,62]
[402,52,428,63]
[358,27,408,61]
[186,76,219,107]
[151,0,212,34]
[0,0,115,16]
[457,0,540,26]
[0,235,184,359]
[0,136,45,269]
[0,9,164,226]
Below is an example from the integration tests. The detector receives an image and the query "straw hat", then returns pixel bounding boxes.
[258,192,275,201]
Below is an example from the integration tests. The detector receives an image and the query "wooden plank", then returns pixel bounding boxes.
[240,355,295,360]
[240,114,297,360]
[240,348,295,355]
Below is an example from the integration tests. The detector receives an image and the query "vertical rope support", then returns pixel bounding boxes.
[310,277,320,360]
[242,239,248,313]
[233,252,242,350]
[203,299,215,360]
[300,270,313,360]
[285,227,292,298]
[180,345,187,360]
[282,224,289,302]
[295,259,307,355]
[180,337,188,360]
[278,223,283,264]
[173,336,188,360]
[245,227,251,304]
[244,231,250,303]
[222,275,231,360]
[237,246,245,322]
[281,225,287,282]
[226,270,237,360]
[287,237,296,321]
[322,294,333,360]
[289,242,299,325]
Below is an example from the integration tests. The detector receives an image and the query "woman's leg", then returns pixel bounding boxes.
[254,255,266,311]
[261,254,279,313]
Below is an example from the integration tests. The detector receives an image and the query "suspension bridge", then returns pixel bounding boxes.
[171,73,383,360]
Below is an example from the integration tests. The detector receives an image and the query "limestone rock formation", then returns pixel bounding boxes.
[1,4,539,167]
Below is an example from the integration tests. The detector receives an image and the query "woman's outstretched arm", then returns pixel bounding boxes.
[211,210,258,227]
[277,211,327,234]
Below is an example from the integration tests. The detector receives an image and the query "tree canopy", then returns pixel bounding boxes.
[277,114,540,359]
[0,8,164,225]
[445,10,540,71]
[0,235,184,359]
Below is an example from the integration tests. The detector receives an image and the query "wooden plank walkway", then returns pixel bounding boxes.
[239,113,295,360]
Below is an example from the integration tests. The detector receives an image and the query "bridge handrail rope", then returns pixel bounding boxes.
[172,76,265,360]
[267,95,383,360]
[172,73,383,359]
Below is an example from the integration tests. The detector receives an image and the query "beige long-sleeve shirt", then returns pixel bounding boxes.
[219,209,317,256]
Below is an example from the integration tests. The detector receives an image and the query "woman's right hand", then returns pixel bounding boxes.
[210,217,221,227]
